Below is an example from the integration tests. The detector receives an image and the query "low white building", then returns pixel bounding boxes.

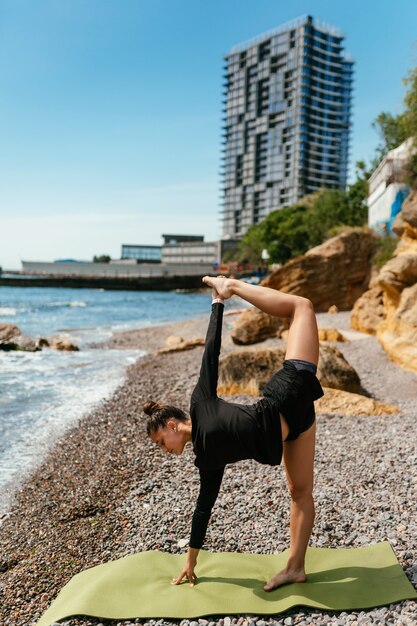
[367,138,413,235]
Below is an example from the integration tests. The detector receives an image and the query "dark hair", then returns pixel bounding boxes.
[143,400,188,436]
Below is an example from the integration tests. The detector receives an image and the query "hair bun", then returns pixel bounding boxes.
[143,400,160,416]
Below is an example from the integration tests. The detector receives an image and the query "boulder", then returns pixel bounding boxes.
[350,283,384,335]
[230,308,289,345]
[0,323,21,343]
[316,344,362,394]
[48,336,79,351]
[328,305,339,314]
[165,335,184,347]
[316,387,399,417]
[0,323,39,352]
[36,338,50,348]
[218,343,362,396]
[318,328,347,342]
[218,348,286,396]
[262,228,377,312]
[157,338,205,355]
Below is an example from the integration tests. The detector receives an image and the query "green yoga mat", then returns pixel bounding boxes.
[37,542,416,626]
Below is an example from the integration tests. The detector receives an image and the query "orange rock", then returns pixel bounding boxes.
[350,284,384,335]
[157,338,205,354]
[316,387,399,416]
[262,228,377,312]
[318,328,347,342]
[231,308,289,345]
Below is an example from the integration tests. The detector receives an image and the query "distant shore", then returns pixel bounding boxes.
[0,274,209,291]
[0,311,416,626]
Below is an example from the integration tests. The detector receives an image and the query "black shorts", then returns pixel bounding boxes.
[263,359,324,441]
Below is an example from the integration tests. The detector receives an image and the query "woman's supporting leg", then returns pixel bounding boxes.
[203,277,319,365]
[264,421,316,591]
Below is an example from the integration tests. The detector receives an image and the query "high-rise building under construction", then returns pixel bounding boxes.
[221,15,354,237]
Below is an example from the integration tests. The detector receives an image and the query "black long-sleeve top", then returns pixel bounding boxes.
[188,302,283,549]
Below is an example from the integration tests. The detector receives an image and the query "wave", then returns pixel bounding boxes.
[38,301,88,310]
[69,301,87,308]
[0,308,17,316]
[0,347,144,517]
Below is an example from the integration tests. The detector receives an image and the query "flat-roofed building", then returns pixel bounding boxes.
[162,236,240,265]
[162,234,204,245]
[121,244,162,263]
[221,14,354,237]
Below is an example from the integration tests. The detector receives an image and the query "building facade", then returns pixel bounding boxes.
[367,138,413,235]
[221,14,354,237]
[121,244,162,263]
[161,236,240,265]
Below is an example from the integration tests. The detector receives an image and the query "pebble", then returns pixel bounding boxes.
[1,312,417,626]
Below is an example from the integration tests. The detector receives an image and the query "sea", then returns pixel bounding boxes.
[0,285,215,517]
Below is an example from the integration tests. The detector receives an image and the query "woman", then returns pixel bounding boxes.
[144,276,324,592]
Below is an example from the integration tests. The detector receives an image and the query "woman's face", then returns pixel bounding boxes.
[150,421,185,456]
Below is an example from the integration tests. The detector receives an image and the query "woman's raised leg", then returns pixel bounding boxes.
[203,277,319,365]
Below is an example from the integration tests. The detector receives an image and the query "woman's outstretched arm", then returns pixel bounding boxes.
[172,467,224,586]
[191,298,224,402]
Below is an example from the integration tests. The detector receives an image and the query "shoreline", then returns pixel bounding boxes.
[0,311,416,626]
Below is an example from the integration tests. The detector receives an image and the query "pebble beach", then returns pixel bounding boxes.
[0,309,416,626]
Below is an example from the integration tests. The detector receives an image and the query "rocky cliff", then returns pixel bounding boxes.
[351,191,417,373]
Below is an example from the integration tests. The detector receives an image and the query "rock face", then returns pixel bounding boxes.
[351,190,417,372]
[315,387,399,417]
[230,308,288,345]
[350,281,384,335]
[0,323,39,352]
[377,282,417,371]
[218,343,362,396]
[262,228,376,312]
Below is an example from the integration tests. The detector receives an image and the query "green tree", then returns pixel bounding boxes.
[403,64,417,139]
[345,160,370,227]
[402,64,417,187]
[93,254,111,263]
[372,112,408,160]
[304,188,348,246]
[235,222,267,265]
[263,204,310,263]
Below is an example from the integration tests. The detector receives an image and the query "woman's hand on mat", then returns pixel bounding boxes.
[171,558,197,586]
[171,547,199,586]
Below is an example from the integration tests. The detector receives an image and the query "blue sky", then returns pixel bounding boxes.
[1,0,417,270]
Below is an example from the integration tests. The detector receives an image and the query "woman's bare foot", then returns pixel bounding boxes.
[263,567,306,592]
[202,276,234,300]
